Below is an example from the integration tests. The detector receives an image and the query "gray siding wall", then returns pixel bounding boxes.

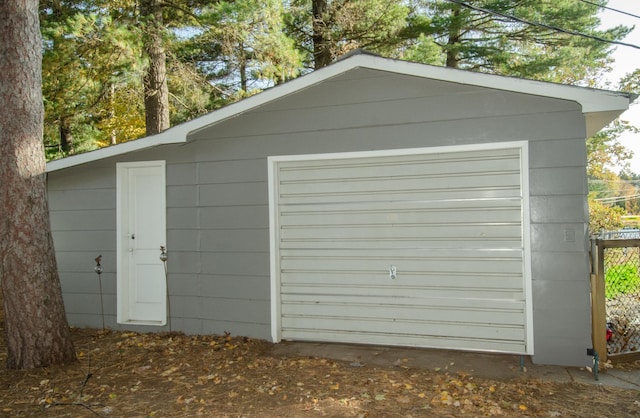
[48,68,591,365]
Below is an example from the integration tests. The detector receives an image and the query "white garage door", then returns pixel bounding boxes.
[269,143,532,354]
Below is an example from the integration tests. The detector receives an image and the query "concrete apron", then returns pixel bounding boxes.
[270,341,640,391]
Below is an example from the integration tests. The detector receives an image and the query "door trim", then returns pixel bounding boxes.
[116,160,167,325]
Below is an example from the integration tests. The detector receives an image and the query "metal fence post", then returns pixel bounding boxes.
[591,238,607,363]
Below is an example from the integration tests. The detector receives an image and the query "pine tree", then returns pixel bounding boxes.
[0,0,76,369]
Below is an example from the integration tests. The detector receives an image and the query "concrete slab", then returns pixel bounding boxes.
[271,342,640,391]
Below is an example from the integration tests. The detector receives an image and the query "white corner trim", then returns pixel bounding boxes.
[520,144,534,355]
[267,156,282,343]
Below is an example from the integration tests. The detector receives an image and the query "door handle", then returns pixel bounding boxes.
[160,245,168,262]
[389,265,397,280]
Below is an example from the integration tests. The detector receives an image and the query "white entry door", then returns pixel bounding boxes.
[117,161,167,325]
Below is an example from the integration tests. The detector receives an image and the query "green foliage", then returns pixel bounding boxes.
[619,68,640,94]
[41,6,144,158]
[39,0,637,173]
[406,0,630,84]
[605,262,640,299]
[204,0,302,93]
[587,119,638,178]
[589,198,624,234]
[285,0,410,68]
[402,33,446,65]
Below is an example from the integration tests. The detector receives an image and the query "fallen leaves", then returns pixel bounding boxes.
[1,329,639,417]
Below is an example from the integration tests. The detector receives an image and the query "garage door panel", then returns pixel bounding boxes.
[279,198,522,214]
[282,317,525,342]
[279,224,522,243]
[280,293,525,311]
[281,284,524,301]
[281,247,523,258]
[278,188,521,205]
[280,173,521,197]
[280,238,523,250]
[277,152,521,182]
[272,145,530,354]
[281,302,525,325]
[280,208,522,226]
[286,329,526,353]
[282,278,524,303]
[280,256,523,275]
[281,271,524,290]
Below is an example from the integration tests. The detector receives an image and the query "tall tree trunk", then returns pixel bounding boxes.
[0,0,76,369]
[60,119,74,154]
[109,83,117,145]
[445,7,462,69]
[239,44,248,92]
[140,0,170,136]
[312,0,332,69]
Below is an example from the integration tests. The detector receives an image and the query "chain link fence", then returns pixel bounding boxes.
[597,232,640,359]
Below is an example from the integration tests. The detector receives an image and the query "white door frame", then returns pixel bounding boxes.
[116,160,167,325]
[268,142,533,354]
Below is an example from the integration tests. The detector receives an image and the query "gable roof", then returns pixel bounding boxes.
[47,52,637,172]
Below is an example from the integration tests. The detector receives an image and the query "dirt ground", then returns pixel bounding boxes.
[0,328,639,417]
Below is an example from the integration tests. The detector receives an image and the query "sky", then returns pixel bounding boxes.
[598,0,640,173]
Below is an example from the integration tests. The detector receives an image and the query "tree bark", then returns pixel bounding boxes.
[445,7,461,69]
[140,0,170,136]
[312,0,332,69]
[59,119,74,154]
[0,0,76,369]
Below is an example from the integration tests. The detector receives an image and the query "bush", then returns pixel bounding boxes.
[605,262,640,299]
[589,199,624,234]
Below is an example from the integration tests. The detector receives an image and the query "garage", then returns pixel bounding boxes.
[49,52,635,365]
[269,142,533,354]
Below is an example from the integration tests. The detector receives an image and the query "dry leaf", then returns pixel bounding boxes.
[161,366,179,377]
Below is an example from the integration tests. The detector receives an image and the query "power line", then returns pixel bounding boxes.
[595,193,640,203]
[589,179,640,183]
[578,0,640,20]
[444,0,640,50]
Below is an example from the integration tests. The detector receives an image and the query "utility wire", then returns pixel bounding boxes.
[578,0,640,20]
[595,192,640,203]
[444,0,640,50]
[590,179,640,183]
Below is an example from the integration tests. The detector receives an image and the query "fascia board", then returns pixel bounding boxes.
[46,128,184,172]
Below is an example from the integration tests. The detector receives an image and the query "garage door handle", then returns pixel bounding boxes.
[389,265,397,280]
